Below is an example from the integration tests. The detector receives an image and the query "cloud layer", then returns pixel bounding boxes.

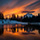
[0,0,40,18]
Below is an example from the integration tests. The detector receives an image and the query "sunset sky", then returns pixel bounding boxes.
[0,0,40,18]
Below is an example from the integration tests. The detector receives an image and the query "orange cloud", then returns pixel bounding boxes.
[0,0,39,18]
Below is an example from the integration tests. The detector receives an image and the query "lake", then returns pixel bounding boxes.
[0,24,40,40]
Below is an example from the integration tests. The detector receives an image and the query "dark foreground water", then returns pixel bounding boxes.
[0,24,40,40]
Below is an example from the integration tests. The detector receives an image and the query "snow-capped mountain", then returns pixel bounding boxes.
[24,13,33,18]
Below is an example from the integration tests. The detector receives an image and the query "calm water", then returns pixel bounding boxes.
[0,24,40,40]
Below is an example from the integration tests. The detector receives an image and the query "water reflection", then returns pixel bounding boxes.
[0,25,4,35]
[0,24,40,35]
[0,24,40,40]
[24,25,40,34]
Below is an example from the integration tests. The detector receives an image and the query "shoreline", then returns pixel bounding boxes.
[0,19,40,25]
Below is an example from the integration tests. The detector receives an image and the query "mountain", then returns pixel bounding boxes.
[24,13,33,18]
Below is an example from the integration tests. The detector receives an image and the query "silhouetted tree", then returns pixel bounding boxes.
[0,12,4,19]
[12,14,16,20]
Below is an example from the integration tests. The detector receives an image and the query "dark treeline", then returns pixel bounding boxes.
[9,14,22,21]
[0,12,40,22]
[10,14,40,22]
[22,15,40,22]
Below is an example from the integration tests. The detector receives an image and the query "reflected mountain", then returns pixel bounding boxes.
[24,25,40,34]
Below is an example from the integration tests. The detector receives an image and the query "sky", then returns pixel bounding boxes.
[0,0,40,18]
